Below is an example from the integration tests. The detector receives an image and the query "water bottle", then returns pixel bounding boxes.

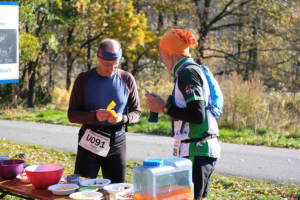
[133,157,194,200]
[148,112,158,123]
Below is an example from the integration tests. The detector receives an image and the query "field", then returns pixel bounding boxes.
[0,139,299,200]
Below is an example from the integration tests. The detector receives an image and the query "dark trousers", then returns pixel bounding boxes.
[74,129,126,183]
[193,156,217,200]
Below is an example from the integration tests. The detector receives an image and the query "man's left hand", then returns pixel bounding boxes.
[145,92,166,113]
[108,112,123,124]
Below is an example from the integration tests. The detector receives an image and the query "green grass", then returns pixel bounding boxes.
[0,108,72,125]
[129,112,172,136]
[0,139,299,200]
[219,128,300,149]
[0,108,299,149]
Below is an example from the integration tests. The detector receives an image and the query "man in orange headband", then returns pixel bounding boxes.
[146,29,221,200]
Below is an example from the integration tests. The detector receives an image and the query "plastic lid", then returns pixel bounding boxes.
[0,155,9,160]
[143,158,163,167]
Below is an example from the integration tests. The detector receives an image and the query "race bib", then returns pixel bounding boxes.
[173,121,190,157]
[79,129,110,157]
[173,121,189,138]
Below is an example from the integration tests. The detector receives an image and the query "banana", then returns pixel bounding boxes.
[107,101,117,117]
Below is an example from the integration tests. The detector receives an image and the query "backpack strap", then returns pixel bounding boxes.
[176,61,199,77]
[177,61,223,119]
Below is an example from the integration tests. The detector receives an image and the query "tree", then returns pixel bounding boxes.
[105,0,159,74]
[74,0,158,76]
[19,0,60,107]
[54,0,83,90]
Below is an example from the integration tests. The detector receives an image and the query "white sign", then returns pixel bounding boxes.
[0,2,19,84]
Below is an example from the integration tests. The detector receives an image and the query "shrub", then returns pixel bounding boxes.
[265,91,300,134]
[218,72,300,135]
[52,85,71,109]
[136,71,173,110]
[218,72,267,131]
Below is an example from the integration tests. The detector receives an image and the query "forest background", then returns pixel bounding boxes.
[0,0,299,149]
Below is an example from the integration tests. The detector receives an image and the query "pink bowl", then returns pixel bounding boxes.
[0,159,25,180]
[25,164,64,189]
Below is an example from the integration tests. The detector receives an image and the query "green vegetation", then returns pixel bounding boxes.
[0,1,299,150]
[219,128,300,149]
[0,108,72,126]
[0,140,299,200]
[2,0,300,110]
[0,107,299,150]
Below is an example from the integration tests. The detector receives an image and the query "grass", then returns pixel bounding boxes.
[0,107,299,149]
[0,139,299,200]
[0,108,72,126]
[218,128,300,149]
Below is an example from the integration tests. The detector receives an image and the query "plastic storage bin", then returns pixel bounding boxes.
[133,157,193,200]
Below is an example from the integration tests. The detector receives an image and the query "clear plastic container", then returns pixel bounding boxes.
[132,157,193,200]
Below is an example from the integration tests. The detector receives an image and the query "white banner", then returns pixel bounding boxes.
[0,2,19,84]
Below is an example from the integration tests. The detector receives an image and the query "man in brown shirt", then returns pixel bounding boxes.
[68,38,141,183]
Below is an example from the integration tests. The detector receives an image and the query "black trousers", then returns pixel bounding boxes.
[74,128,126,183]
[193,156,217,200]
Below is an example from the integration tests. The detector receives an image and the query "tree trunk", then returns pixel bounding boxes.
[87,30,92,70]
[237,42,241,72]
[193,0,211,64]
[48,65,53,91]
[11,83,17,108]
[48,50,57,92]
[28,61,36,108]
[66,27,75,90]
[121,56,129,71]
[245,12,258,80]
[173,12,178,26]
[66,57,74,90]
[157,11,164,33]
[133,0,141,13]
[27,43,47,107]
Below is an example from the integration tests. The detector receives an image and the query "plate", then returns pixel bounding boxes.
[16,173,30,183]
[80,178,111,188]
[69,191,103,200]
[103,183,133,194]
[48,183,79,195]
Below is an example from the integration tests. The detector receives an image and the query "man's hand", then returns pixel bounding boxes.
[145,92,166,113]
[96,109,111,121]
[108,112,123,124]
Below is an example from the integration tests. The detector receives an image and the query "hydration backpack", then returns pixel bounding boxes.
[180,62,224,119]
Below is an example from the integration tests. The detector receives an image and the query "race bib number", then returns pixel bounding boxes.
[173,139,189,157]
[173,139,181,157]
[79,129,110,157]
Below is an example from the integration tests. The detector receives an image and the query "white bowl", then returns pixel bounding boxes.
[69,191,103,200]
[16,173,30,183]
[103,183,133,194]
[80,178,111,188]
[48,183,79,195]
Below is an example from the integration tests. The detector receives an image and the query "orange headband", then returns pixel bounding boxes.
[160,29,198,57]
